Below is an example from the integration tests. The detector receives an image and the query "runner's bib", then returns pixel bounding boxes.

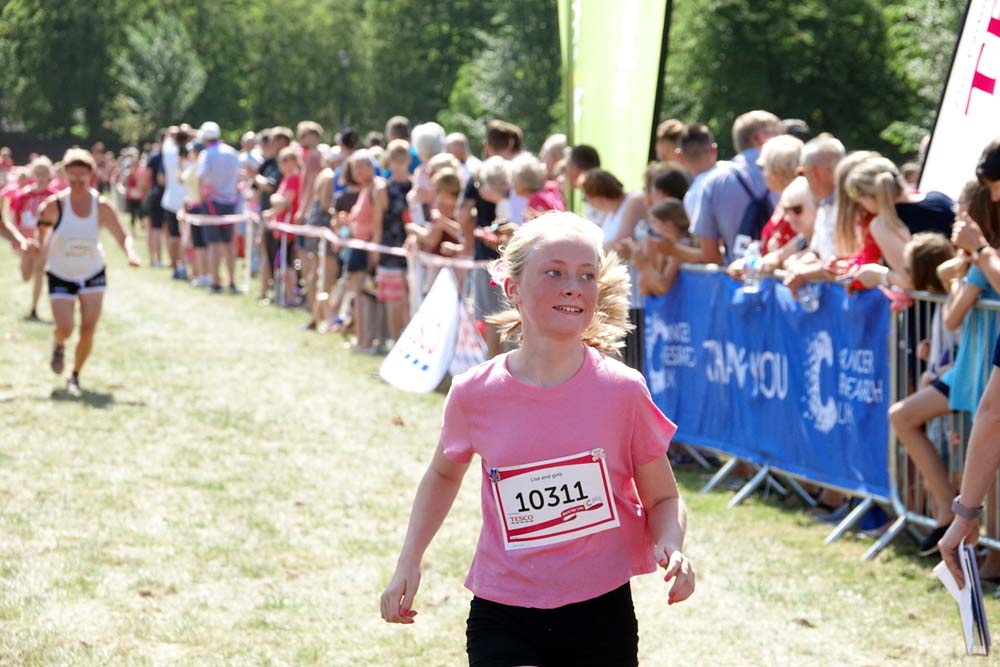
[489,449,620,551]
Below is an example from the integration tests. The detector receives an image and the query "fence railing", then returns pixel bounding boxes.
[645,265,1000,559]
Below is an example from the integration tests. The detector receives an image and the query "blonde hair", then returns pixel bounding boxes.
[486,212,632,355]
[833,151,880,257]
[432,168,462,197]
[757,134,803,187]
[427,151,461,176]
[510,153,547,193]
[477,155,511,194]
[386,139,410,163]
[29,155,54,176]
[62,147,96,171]
[845,156,908,240]
[732,110,780,153]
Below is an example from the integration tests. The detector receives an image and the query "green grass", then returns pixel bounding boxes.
[0,234,993,666]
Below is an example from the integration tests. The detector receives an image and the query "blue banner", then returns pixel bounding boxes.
[644,271,891,499]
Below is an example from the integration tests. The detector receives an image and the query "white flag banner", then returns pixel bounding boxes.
[449,304,489,377]
[921,1,1000,199]
[380,268,461,393]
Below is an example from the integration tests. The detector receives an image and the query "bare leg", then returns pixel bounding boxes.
[888,385,954,525]
[168,235,181,270]
[73,292,104,376]
[30,259,44,315]
[347,272,365,346]
[223,238,236,286]
[209,243,222,286]
[51,297,75,348]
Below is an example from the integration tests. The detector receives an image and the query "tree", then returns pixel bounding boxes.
[662,0,916,160]
[111,14,207,141]
[0,0,124,136]
[438,0,563,151]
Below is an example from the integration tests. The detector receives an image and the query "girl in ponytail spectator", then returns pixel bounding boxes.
[888,181,998,556]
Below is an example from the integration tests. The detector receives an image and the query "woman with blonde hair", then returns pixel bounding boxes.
[756,134,804,253]
[847,156,955,290]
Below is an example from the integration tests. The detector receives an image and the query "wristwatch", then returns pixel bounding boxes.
[972,244,989,263]
[952,496,984,520]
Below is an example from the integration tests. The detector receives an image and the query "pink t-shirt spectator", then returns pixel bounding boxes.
[349,185,374,241]
[13,183,58,230]
[441,344,676,609]
[528,181,566,213]
[272,171,301,240]
[759,206,795,254]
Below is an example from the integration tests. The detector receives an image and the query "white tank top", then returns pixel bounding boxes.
[46,191,105,281]
[601,193,643,308]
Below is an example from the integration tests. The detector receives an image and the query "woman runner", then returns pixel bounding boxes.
[35,148,141,394]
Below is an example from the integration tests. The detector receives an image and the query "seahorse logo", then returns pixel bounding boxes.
[805,332,838,434]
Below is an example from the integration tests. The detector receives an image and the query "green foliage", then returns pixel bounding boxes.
[437,1,563,151]
[111,14,207,142]
[0,0,970,164]
[662,0,965,162]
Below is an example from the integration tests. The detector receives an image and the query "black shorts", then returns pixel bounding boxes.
[931,377,951,398]
[203,224,234,245]
[267,234,296,269]
[466,583,638,667]
[146,200,165,230]
[165,210,181,238]
[47,268,107,300]
[378,249,408,270]
[191,223,207,249]
[345,247,369,273]
[126,199,142,216]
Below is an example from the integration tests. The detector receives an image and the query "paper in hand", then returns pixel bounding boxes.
[934,540,991,656]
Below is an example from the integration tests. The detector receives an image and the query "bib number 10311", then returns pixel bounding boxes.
[514,482,588,513]
[489,449,620,551]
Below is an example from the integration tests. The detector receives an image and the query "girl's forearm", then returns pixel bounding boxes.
[397,466,464,566]
[647,495,687,551]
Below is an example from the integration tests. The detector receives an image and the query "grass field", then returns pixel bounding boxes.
[0,236,994,666]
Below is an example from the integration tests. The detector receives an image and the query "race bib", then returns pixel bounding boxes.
[21,210,37,230]
[65,238,98,258]
[489,449,620,551]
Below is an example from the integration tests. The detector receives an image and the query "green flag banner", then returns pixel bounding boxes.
[560,0,669,193]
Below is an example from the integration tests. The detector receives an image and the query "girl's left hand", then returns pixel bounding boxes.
[655,544,695,605]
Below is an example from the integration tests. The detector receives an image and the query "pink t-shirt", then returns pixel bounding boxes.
[442,344,676,609]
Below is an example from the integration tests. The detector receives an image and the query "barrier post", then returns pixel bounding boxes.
[245,214,254,295]
[278,231,288,307]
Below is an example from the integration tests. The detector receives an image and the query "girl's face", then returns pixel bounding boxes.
[783,196,817,235]
[435,191,457,215]
[984,177,1000,203]
[353,160,374,184]
[279,157,298,176]
[505,235,599,343]
[651,218,683,243]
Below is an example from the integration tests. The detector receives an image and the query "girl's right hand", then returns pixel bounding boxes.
[380,561,421,624]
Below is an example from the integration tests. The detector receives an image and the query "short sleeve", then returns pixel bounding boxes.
[462,177,478,206]
[690,179,717,241]
[630,379,677,466]
[196,151,208,180]
[440,385,474,464]
[966,266,990,291]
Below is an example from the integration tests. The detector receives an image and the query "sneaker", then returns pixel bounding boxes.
[65,374,81,396]
[24,310,41,322]
[172,267,187,281]
[50,345,65,374]
[210,284,223,294]
[228,284,241,295]
[917,525,950,557]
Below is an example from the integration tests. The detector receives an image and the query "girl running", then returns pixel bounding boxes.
[35,148,141,393]
[380,212,694,667]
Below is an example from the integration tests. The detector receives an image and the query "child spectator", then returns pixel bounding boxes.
[372,140,413,343]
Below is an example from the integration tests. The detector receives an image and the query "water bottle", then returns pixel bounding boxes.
[798,283,820,313]
[742,241,762,293]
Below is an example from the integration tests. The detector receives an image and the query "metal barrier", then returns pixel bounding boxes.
[868,290,1000,559]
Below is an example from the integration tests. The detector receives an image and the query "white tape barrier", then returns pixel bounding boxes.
[180,210,493,270]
